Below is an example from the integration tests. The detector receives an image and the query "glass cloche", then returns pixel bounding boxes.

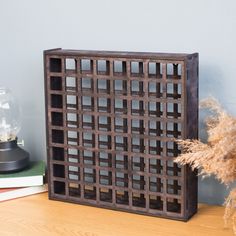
[0,87,29,173]
[0,87,21,142]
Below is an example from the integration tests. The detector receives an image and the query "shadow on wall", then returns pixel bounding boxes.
[199,63,225,142]
[198,177,229,205]
[199,63,225,103]
[198,63,228,205]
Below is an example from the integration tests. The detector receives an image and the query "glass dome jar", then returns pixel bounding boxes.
[0,87,21,142]
[0,87,29,173]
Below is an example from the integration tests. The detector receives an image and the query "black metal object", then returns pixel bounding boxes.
[0,139,30,173]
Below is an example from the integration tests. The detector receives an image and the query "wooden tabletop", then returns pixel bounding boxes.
[0,193,233,236]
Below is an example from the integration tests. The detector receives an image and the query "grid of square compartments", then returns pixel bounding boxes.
[45,49,198,221]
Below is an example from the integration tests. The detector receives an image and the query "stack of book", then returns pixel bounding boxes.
[0,161,47,202]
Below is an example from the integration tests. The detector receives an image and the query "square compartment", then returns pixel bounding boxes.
[68,165,79,181]
[167,198,181,213]
[167,179,181,195]
[149,120,163,136]
[114,99,127,114]
[83,150,95,165]
[149,195,163,210]
[167,161,182,177]
[167,122,181,138]
[97,60,110,75]
[66,58,76,71]
[149,158,163,174]
[132,175,145,190]
[131,138,145,153]
[148,62,162,78]
[82,96,94,111]
[84,185,96,200]
[114,79,127,95]
[54,181,65,195]
[66,95,77,110]
[67,130,78,146]
[51,112,63,126]
[115,154,128,170]
[148,82,162,98]
[149,140,163,155]
[82,114,94,129]
[115,118,128,133]
[149,176,163,192]
[100,188,112,202]
[98,98,111,112]
[98,134,112,149]
[113,61,126,76]
[99,170,112,185]
[132,156,145,172]
[131,119,145,134]
[167,141,181,157]
[131,100,144,116]
[50,77,62,91]
[116,190,129,205]
[68,148,79,163]
[66,77,76,92]
[51,94,63,109]
[132,193,146,208]
[167,83,182,99]
[115,136,128,151]
[52,129,64,144]
[99,152,112,167]
[83,132,95,147]
[53,164,65,178]
[81,78,93,92]
[52,147,64,161]
[97,79,110,94]
[81,59,93,74]
[116,172,128,187]
[167,63,182,77]
[131,61,144,77]
[69,183,80,197]
[131,80,144,96]
[67,113,78,128]
[98,116,111,131]
[167,103,181,119]
[84,168,96,183]
[149,102,163,117]
[50,58,62,73]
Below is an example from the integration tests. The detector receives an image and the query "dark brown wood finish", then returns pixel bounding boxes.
[44,49,198,221]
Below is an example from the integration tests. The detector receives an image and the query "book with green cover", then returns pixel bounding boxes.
[0,161,45,188]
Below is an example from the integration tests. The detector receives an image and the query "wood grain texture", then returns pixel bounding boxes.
[0,193,233,236]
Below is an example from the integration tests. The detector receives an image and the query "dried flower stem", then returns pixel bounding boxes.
[175,97,236,233]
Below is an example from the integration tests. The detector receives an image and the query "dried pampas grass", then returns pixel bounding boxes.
[174,97,236,233]
[224,189,236,234]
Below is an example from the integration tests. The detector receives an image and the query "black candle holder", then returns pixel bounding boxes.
[0,138,30,173]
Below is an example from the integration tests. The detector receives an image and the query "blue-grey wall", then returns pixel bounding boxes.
[0,0,235,205]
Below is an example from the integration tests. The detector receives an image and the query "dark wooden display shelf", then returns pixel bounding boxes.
[44,48,199,221]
